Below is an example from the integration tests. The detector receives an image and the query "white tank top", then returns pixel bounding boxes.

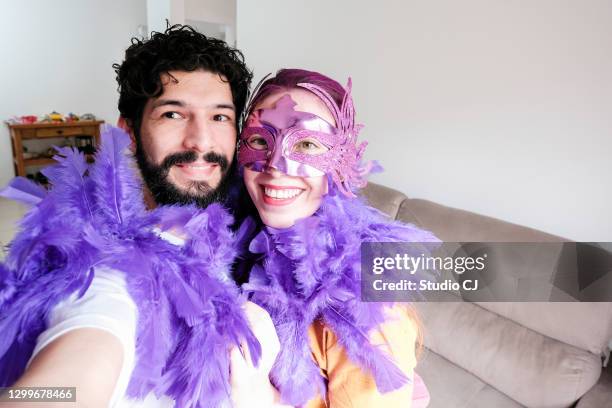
[28,229,186,407]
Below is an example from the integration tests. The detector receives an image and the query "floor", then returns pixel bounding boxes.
[0,198,28,260]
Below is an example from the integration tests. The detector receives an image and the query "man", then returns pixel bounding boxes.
[0,25,281,407]
[114,24,248,210]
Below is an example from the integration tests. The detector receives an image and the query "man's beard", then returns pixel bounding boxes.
[135,145,233,209]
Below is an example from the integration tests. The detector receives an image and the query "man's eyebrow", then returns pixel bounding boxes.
[151,99,186,109]
[214,103,235,111]
[150,100,235,111]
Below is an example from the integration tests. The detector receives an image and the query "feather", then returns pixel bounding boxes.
[43,145,93,221]
[0,263,16,304]
[0,177,46,206]
[89,125,145,226]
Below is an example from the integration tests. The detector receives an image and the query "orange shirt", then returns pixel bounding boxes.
[304,305,417,408]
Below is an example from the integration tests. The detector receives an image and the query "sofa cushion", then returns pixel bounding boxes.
[397,198,563,242]
[417,349,523,408]
[576,367,612,408]
[416,302,602,407]
[475,302,612,357]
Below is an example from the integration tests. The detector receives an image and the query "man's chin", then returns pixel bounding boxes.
[172,163,221,182]
[148,176,229,209]
[152,188,215,208]
[182,181,214,197]
[170,177,220,194]
[168,169,222,192]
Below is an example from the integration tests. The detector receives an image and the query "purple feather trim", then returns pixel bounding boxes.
[0,177,46,206]
[0,126,260,407]
[243,192,439,405]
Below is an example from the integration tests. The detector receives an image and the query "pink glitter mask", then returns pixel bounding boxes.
[238,79,369,197]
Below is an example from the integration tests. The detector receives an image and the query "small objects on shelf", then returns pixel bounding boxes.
[80,113,96,121]
[76,135,95,154]
[43,147,57,158]
[65,113,80,122]
[21,115,37,124]
[5,115,38,125]
[26,171,49,186]
[22,146,34,159]
[41,111,64,122]
[5,113,98,125]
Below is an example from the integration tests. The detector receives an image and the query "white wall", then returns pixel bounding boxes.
[147,0,235,44]
[237,0,612,241]
[185,0,236,45]
[147,0,171,33]
[0,0,147,187]
[185,0,235,25]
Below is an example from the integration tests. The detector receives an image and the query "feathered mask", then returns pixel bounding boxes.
[238,79,370,197]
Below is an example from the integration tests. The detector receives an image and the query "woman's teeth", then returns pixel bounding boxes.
[264,187,302,199]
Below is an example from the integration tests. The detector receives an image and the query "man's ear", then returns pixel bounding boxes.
[117,117,137,153]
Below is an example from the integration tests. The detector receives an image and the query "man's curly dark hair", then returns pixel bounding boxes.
[113,24,252,136]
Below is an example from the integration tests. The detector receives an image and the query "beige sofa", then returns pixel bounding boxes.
[362,183,612,408]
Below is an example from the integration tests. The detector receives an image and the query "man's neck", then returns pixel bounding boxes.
[144,187,192,240]
[144,188,157,210]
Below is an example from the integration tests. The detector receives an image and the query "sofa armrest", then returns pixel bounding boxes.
[360,182,407,220]
[576,367,612,408]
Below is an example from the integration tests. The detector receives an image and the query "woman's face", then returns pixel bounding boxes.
[242,88,335,228]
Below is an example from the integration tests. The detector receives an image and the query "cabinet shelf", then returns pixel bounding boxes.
[7,121,104,177]
[23,157,55,166]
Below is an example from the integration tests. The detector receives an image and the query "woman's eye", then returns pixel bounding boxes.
[162,111,183,119]
[294,139,327,154]
[247,135,268,150]
[213,114,231,122]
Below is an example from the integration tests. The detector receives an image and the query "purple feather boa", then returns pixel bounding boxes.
[0,126,260,407]
[242,191,439,406]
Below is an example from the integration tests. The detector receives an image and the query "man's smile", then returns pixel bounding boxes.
[174,162,220,181]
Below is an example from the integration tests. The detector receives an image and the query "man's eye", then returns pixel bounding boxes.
[162,111,183,119]
[213,114,231,122]
[246,135,268,150]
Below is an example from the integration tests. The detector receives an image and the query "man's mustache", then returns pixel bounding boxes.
[161,151,230,172]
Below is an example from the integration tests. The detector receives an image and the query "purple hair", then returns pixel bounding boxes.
[247,69,347,117]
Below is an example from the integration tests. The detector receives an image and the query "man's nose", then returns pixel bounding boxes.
[182,117,216,153]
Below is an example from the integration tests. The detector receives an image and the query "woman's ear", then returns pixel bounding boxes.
[117,117,137,153]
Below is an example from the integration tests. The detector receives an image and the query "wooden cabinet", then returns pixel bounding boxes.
[7,121,104,177]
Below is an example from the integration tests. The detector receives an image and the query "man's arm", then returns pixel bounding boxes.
[10,328,123,408]
[12,303,286,408]
[5,268,138,408]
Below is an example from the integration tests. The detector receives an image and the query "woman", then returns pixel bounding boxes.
[237,69,437,407]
